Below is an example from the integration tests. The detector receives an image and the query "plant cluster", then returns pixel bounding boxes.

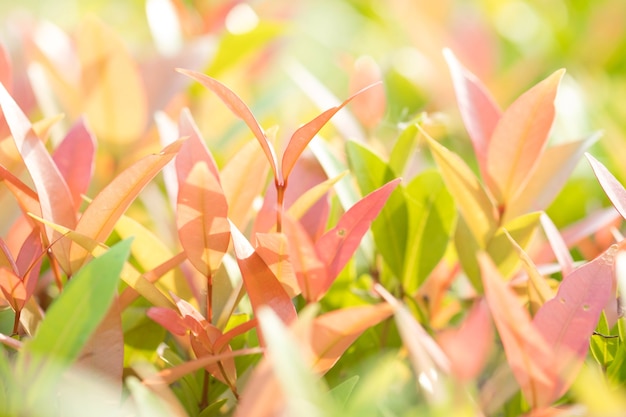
[1,2,626,417]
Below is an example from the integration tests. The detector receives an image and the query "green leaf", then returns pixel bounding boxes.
[591,311,619,369]
[127,376,174,417]
[402,170,456,293]
[389,123,418,177]
[346,140,407,279]
[17,239,132,407]
[0,345,14,415]
[329,375,359,409]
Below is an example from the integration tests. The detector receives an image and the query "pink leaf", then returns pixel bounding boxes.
[230,221,297,326]
[0,43,12,92]
[177,68,279,179]
[532,246,616,401]
[586,153,626,221]
[281,83,379,181]
[486,69,565,205]
[479,253,557,409]
[175,108,221,183]
[443,48,501,180]
[52,117,96,209]
[348,56,386,129]
[437,299,493,382]
[316,178,401,289]
[147,307,188,336]
[540,213,574,277]
[255,232,300,298]
[0,83,76,272]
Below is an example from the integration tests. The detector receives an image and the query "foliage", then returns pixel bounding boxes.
[0,1,626,416]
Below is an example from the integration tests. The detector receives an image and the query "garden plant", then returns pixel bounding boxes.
[1,1,626,416]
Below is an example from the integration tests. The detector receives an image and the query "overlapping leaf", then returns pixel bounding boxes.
[485,69,565,205]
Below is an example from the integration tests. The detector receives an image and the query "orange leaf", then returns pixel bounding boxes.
[177,161,230,276]
[230,221,297,326]
[348,56,386,129]
[0,164,41,217]
[221,138,270,230]
[443,48,501,181]
[177,68,279,179]
[0,83,76,272]
[479,253,557,409]
[282,216,327,303]
[0,267,26,312]
[77,16,147,146]
[175,108,221,183]
[255,232,299,298]
[309,303,393,374]
[70,139,184,273]
[281,82,379,181]
[52,117,96,209]
[0,43,12,92]
[486,69,565,205]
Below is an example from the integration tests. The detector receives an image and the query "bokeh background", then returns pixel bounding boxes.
[0,0,624,229]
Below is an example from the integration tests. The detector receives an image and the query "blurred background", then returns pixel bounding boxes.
[0,0,624,228]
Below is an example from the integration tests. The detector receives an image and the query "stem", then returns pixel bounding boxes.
[200,370,209,409]
[48,250,65,289]
[207,273,213,323]
[12,309,21,336]
[275,179,287,233]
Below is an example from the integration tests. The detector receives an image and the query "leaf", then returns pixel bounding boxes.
[0,164,41,217]
[221,138,270,229]
[177,68,279,178]
[230,221,297,325]
[540,213,575,277]
[309,304,394,374]
[504,133,600,222]
[287,171,348,221]
[329,375,360,408]
[532,245,616,401]
[0,268,26,312]
[0,82,76,272]
[127,376,175,417]
[479,253,558,409]
[443,48,501,180]
[282,216,327,302]
[423,130,499,247]
[437,299,493,382]
[29,213,174,309]
[52,117,96,209]
[0,43,12,92]
[255,232,300,298]
[315,179,401,297]
[77,16,147,146]
[17,239,131,407]
[177,161,230,276]
[346,140,407,279]
[257,307,336,417]
[175,108,221,183]
[486,69,565,205]
[70,139,184,273]
[586,153,626,221]
[115,216,192,306]
[281,83,379,182]
[402,170,456,293]
[348,56,385,129]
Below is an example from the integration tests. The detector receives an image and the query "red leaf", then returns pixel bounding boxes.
[177,68,279,179]
[316,178,401,289]
[443,48,501,180]
[176,161,230,276]
[230,221,297,326]
[586,153,626,221]
[532,246,616,401]
[0,83,76,272]
[52,117,96,209]
[486,69,565,205]
[479,253,557,409]
[147,307,188,336]
[281,83,379,181]
[15,229,43,303]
